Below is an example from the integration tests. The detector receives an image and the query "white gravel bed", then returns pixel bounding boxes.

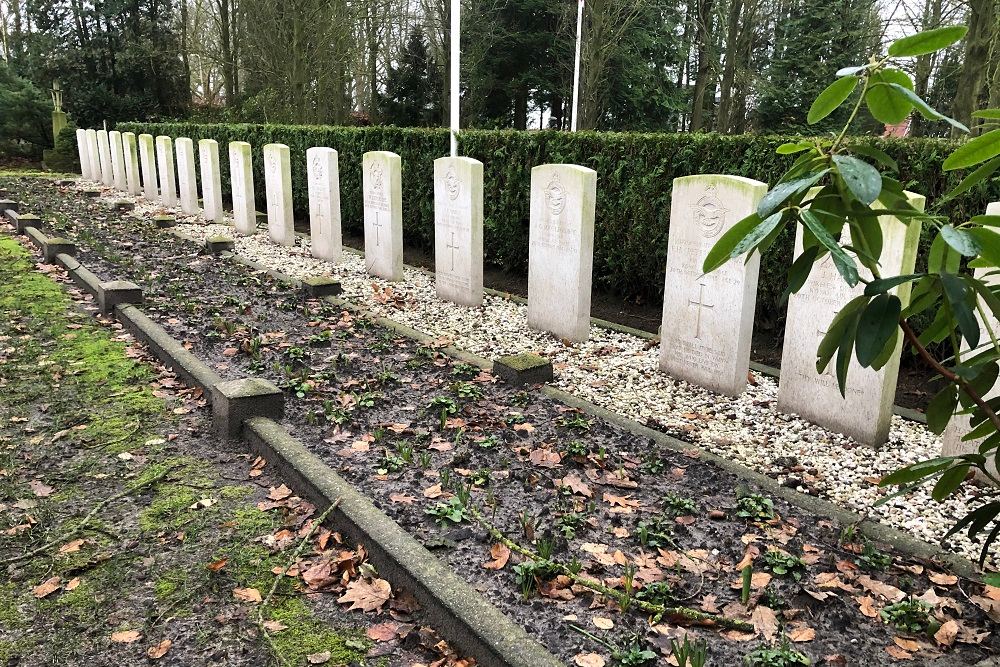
[80,183,998,566]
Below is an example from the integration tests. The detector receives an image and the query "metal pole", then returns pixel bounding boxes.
[571,0,584,132]
[450,0,460,156]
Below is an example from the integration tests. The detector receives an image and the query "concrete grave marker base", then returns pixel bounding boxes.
[493,353,554,386]
[205,235,235,254]
[212,378,284,438]
[98,280,143,314]
[153,215,176,229]
[302,276,343,298]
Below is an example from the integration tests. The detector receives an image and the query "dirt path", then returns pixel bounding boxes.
[0,232,464,666]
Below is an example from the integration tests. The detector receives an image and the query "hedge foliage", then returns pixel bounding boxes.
[116,121,1000,326]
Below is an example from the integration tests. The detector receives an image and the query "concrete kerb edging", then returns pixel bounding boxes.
[243,416,564,667]
[3,218,567,667]
[208,242,983,578]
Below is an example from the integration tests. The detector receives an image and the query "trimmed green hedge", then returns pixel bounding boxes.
[117,121,1000,326]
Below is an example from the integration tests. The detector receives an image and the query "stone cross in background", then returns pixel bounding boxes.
[175,137,199,215]
[155,136,177,207]
[138,134,158,200]
[96,130,113,187]
[122,132,141,195]
[659,175,766,396]
[362,151,403,281]
[199,139,224,222]
[229,141,256,235]
[777,191,925,446]
[433,156,484,306]
[306,146,342,262]
[527,163,597,342]
[263,143,295,246]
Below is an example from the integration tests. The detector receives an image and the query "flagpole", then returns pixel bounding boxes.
[571,0,584,132]
[450,0,460,156]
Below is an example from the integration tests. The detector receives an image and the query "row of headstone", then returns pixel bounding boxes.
[75,129,955,450]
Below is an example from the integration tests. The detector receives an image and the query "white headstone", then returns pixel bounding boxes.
[97,130,113,186]
[199,139,224,222]
[86,130,101,185]
[362,151,403,281]
[155,136,177,206]
[527,163,597,342]
[942,200,1000,473]
[777,191,925,446]
[176,137,199,215]
[229,141,256,235]
[434,156,483,306]
[659,175,766,395]
[307,147,342,262]
[76,129,91,179]
[122,132,141,195]
[109,131,126,191]
[263,143,295,246]
[138,134,158,200]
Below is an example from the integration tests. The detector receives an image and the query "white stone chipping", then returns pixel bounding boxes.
[80,185,1000,566]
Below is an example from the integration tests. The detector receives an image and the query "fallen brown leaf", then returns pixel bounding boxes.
[338,578,392,612]
[32,577,62,598]
[147,639,172,659]
[934,619,959,647]
[482,543,511,570]
[233,587,262,603]
[574,653,606,667]
[111,630,141,644]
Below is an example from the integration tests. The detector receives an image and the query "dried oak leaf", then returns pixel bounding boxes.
[885,645,913,661]
[338,577,392,612]
[751,605,779,640]
[482,543,511,570]
[307,650,331,664]
[366,621,401,641]
[857,575,906,602]
[558,474,592,497]
[32,577,62,599]
[592,617,614,630]
[268,484,292,501]
[928,572,959,586]
[934,619,959,647]
[28,480,54,498]
[787,624,816,642]
[574,653,607,667]
[111,630,142,644]
[233,587,262,603]
[389,493,416,505]
[147,639,172,659]
[856,595,880,618]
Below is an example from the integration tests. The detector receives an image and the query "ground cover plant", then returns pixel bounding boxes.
[4,174,1000,665]
[0,230,466,666]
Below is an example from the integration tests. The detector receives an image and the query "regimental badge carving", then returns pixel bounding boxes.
[310,155,322,186]
[545,173,566,217]
[369,159,384,195]
[692,185,728,238]
[445,166,461,201]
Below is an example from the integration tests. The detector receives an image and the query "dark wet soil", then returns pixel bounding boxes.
[3,175,997,667]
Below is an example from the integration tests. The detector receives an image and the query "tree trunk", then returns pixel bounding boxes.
[911,0,942,137]
[715,0,743,132]
[951,0,997,136]
[689,0,716,132]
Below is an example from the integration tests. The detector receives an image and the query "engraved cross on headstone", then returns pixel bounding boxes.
[372,212,383,246]
[688,282,715,339]
[446,232,459,272]
[816,327,836,378]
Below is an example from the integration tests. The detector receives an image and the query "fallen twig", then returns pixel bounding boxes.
[0,464,175,566]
